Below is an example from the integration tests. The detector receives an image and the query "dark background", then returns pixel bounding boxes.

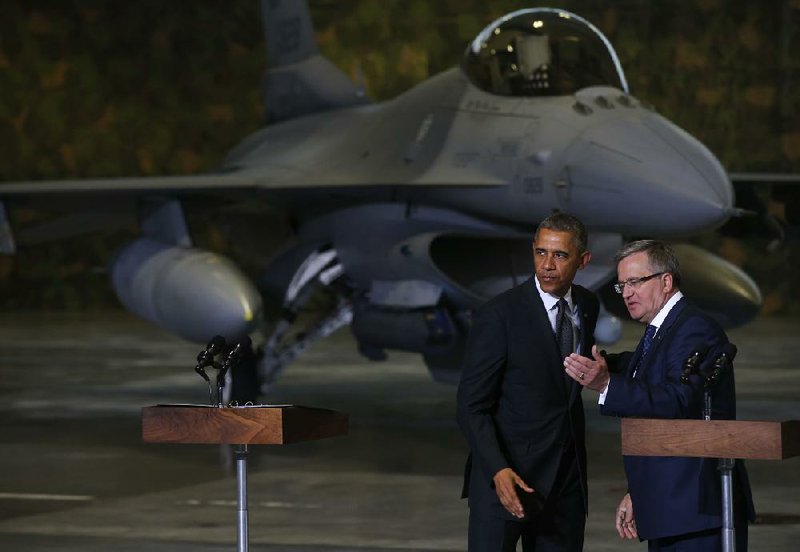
[0,0,798,314]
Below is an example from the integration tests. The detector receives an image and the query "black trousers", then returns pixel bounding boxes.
[467,452,585,552]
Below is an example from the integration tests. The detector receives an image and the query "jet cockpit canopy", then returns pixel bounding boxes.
[463,8,629,97]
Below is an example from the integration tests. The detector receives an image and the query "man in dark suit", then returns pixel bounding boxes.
[564,239,754,551]
[457,212,599,552]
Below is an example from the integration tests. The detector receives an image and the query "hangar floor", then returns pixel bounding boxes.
[0,311,798,551]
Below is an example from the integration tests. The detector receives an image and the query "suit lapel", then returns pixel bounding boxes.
[630,297,687,377]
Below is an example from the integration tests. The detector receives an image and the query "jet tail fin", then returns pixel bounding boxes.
[261,0,369,123]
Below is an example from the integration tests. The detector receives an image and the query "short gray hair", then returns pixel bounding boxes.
[614,239,681,287]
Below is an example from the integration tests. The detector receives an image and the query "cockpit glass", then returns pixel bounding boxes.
[463,8,628,97]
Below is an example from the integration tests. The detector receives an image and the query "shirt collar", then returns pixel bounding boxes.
[649,291,683,332]
[534,276,574,313]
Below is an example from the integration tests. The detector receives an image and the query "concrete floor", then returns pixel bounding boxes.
[0,311,797,551]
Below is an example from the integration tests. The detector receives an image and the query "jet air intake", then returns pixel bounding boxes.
[110,238,263,343]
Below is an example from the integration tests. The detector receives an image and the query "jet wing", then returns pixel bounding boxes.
[0,169,508,197]
[729,172,800,183]
[0,173,257,195]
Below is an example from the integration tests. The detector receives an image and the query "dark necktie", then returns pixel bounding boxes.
[556,298,574,360]
[633,324,657,377]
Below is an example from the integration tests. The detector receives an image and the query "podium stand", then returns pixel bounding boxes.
[621,419,800,551]
[142,405,348,552]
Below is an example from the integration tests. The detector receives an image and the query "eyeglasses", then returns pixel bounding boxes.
[613,272,665,294]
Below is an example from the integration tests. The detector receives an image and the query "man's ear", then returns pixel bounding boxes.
[663,272,674,292]
[579,251,592,269]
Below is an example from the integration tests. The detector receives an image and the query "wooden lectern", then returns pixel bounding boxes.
[142,405,348,552]
[621,418,800,552]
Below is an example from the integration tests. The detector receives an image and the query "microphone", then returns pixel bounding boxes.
[680,349,705,384]
[216,336,252,388]
[702,343,737,388]
[195,335,227,382]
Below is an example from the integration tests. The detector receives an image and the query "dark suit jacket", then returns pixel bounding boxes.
[602,297,755,540]
[457,277,599,520]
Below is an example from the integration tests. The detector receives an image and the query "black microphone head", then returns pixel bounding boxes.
[229,337,252,357]
[196,335,227,363]
[220,337,253,374]
[224,346,242,365]
[713,342,737,367]
[686,350,704,367]
[680,349,706,384]
[699,342,736,388]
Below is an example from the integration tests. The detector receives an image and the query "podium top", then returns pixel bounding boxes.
[621,418,800,460]
[142,404,348,445]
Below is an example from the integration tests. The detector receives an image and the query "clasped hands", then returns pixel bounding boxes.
[563,345,610,391]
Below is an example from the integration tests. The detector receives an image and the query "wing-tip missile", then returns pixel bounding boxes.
[110,238,263,343]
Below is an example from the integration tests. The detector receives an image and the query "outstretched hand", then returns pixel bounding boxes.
[493,467,535,519]
[564,345,610,392]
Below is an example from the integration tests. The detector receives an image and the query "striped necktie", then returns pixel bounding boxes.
[633,324,657,378]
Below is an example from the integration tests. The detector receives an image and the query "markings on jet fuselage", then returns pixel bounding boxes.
[462,99,501,113]
[514,176,544,194]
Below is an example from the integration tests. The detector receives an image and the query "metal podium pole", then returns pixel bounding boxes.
[236,444,249,552]
[705,382,735,552]
[719,457,736,552]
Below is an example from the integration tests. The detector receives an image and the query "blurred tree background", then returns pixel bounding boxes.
[0,0,798,312]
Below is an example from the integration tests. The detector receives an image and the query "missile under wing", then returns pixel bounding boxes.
[0,3,761,394]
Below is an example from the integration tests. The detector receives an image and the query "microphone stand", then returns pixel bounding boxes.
[191,336,254,552]
[708,350,736,552]
[682,346,737,552]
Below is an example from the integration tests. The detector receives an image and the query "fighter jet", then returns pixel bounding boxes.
[0,2,761,393]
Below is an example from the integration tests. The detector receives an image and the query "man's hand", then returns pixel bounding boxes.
[493,467,534,519]
[615,493,637,539]
[564,345,610,392]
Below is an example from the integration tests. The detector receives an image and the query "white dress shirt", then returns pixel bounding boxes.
[535,276,581,355]
[598,291,684,404]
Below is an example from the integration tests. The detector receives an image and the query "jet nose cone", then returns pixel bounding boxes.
[640,112,733,211]
[564,106,734,236]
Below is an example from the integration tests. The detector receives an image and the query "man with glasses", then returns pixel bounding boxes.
[563,239,754,552]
